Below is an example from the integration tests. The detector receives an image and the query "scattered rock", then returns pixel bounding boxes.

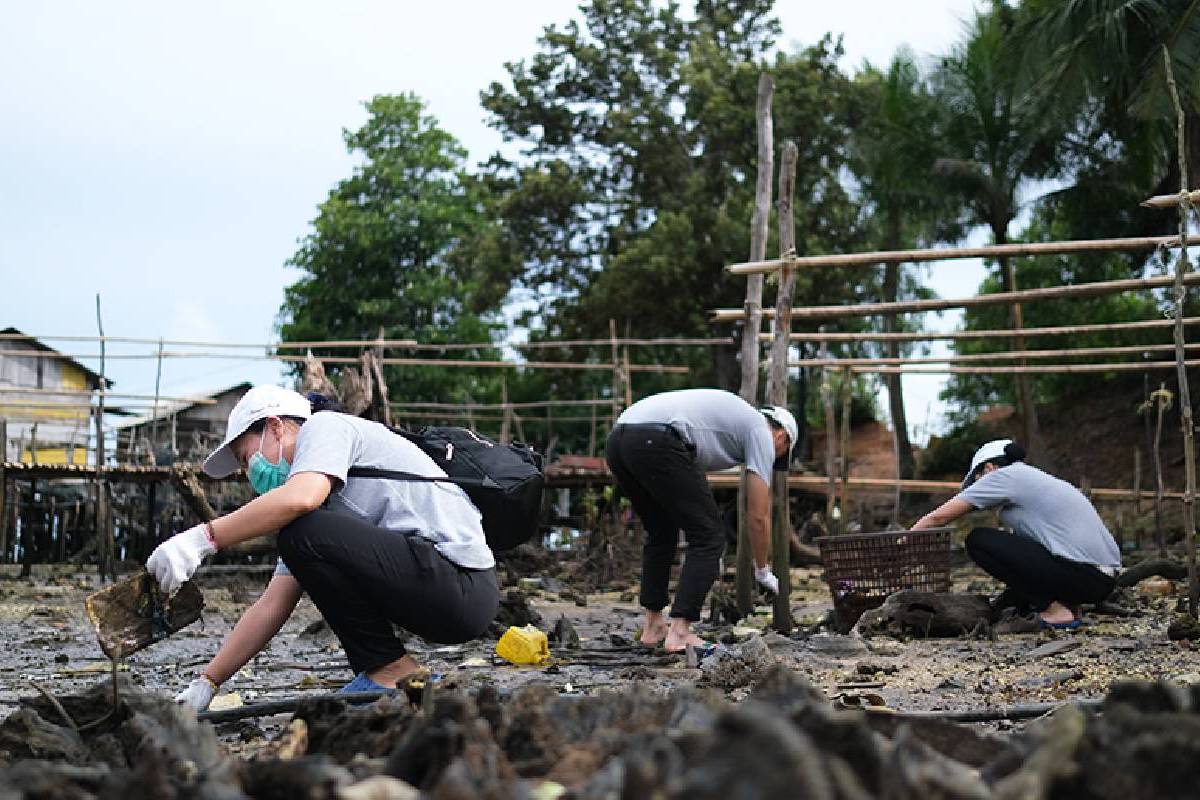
[1022,639,1081,662]
[549,617,581,650]
[1167,613,1200,641]
[855,591,991,639]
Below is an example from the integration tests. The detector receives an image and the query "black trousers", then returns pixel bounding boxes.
[966,527,1115,613]
[278,509,499,673]
[605,423,726,621]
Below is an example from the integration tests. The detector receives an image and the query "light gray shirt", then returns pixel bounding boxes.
[617,388,776,482]
[958,462,1120,568]
[275,412,494,576]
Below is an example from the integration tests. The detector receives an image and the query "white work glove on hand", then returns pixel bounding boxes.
[754,565,779,596]
[146,524,216,595]
[175,676,218,712]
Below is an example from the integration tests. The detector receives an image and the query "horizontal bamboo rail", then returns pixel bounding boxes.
[393,399,614,410]
[854,359,1200,375]
[0,388,216,404]
[1142,190,1200,209]
[0,333,731,351]
[793,342,1200,367]
[713,271,1200,322]
[703,473,1182,500]
[727,234,1183,274]
[2,460,1178,501]
[0,349,689,374]
[766,317,1200,343]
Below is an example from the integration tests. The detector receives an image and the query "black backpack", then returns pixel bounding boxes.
[347,426,545,552]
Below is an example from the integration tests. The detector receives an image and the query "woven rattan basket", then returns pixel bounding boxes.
[815,527,953,632]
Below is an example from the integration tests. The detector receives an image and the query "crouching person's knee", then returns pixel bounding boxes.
[965,527,999,562]
[276,509,331,563]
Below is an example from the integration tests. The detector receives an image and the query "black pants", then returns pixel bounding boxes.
[605,423,726,621]
[966,527,1115,613]
[278,509,499,673]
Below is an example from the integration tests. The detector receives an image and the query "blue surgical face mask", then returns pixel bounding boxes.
[247,424,290,494]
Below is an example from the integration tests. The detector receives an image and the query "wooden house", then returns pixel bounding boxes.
[0,328,106,464]
[115,382,251,465]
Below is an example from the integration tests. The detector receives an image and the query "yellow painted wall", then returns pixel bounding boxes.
[19,446,84,465]
[59,363,92,392]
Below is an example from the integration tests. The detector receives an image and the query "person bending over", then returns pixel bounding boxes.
[912,439,1120,629]
[146,385,499,710]
[605,388,797,652]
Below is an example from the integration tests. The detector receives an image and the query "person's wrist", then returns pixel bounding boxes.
[200,673,220,692]
[202,522,219,551]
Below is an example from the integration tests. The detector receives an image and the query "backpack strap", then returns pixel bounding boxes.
[346,467,496,490]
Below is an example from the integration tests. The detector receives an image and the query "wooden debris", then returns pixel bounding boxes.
[84,571,204,658]
[1022,639,1081,662]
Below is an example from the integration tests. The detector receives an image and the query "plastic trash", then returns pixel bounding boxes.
[496,624,551,665]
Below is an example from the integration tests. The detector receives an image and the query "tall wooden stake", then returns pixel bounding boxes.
[1162,48,1198,613]
[0,419,6,562]
[766,140,798,633]
[821,361,838,532]
[736,73,776,616]
[95,294,113,581]
[839,367,852,520]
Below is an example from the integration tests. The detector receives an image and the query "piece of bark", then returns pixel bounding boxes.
[85,572,204,658]
[1116,558,1187,587]
[854,592,990,638]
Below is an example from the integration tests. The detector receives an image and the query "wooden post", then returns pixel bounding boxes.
[622,347,633,408]
[839,368,852,522]
[609,319,622,421]
[588,397,597,457]
[1152,383,1169,557]
[95,294,113,580]
[821,361,838,532]
[736,72,775,616]
[0,418,6,563]
[499,378,512,444]
[1161,48,1199,613]
[1134,447,1142,514]
[765,139,798,634]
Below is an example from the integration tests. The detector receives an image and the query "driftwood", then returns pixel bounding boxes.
[169,466,216,521]
[84,572,204,658]
[854,591,991,638]
[1116,558,1188,587]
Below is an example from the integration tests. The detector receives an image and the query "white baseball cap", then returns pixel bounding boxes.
[760,405,799,456]
[202,385,312,478]
[963,438,1014,489]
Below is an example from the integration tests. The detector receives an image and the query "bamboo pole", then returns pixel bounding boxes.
[1162,48,1198,613]
[855,360,1200,375]
[1142,189,1200,209]
[767,139,799,634]
[768,317,1200,343]
[727,234,1183,274]
[0,332,731,350]
[499,378,511,445]
[94,295,113,581]
[736,72,776,617]
[0,388,218,404]
[0,349,691,373]
[821,342,838,532]
[838,368,852,521]
[609,320,622,423]
[0,419,6,562]
[793,342,1200,366]
[1134,447,1143,514]
[1151,384,1169,557]
[392,398,613,411]
[714,272,1200,322]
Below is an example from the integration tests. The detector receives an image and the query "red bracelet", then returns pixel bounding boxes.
[203,522,218,549]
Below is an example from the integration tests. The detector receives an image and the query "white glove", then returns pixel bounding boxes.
[147,524,216,595]
[175,675,218,711]
[754,565,779,596]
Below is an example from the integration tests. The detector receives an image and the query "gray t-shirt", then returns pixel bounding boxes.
[958,462,1120,568]
[616,389,776,481]
[274,412,493,576]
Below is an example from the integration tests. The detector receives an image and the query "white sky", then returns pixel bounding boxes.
[0,0,985,441]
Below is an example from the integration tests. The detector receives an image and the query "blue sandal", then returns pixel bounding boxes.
[1038,617,1083,630]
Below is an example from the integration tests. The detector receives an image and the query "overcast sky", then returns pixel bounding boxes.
[0,0,984,441]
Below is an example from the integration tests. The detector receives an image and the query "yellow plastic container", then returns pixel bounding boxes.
[495,624,551,666]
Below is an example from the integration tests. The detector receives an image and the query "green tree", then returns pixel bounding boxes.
[848,50,960,477]
[278,94,506,403]
[475,0,872,398]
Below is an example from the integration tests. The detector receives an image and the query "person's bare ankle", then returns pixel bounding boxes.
[366,655,422,689]
[664,618,703,653]
[1038,601,1075,624]
[640,610,668,644]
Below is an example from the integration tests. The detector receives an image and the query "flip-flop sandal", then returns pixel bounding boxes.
[1038,617,1083,630]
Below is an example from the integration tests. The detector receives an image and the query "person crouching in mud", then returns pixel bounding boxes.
[911,439,1120,629]
[145,385,499,711]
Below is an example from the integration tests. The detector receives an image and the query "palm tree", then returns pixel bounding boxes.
[849,51,959,478]
[1017,0,1200,191]
[931,5,1063,465]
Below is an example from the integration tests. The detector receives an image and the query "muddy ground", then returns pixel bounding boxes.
[1,546,1196,746]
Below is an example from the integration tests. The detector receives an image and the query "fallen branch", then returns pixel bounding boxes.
[1116,558,1188,587]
